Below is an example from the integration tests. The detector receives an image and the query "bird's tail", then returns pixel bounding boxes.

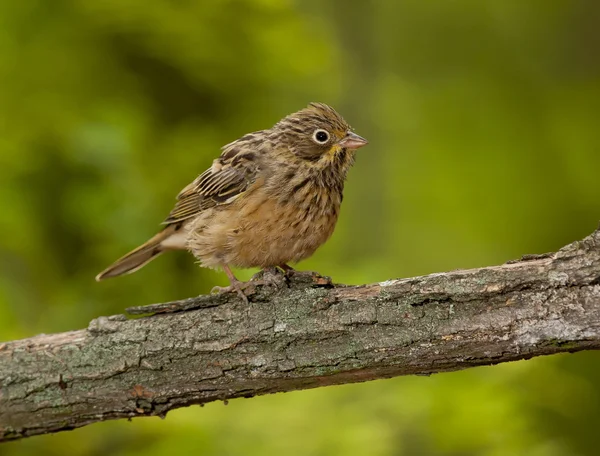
[95,225,185,281]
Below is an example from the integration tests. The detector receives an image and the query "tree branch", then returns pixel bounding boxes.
[2,228,600,442]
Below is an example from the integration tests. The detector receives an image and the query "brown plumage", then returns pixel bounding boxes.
[96,102,368,298]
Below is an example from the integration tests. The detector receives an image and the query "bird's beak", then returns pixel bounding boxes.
[339,131,368,150]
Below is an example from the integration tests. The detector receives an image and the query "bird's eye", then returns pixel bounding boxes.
[313,129,330,144]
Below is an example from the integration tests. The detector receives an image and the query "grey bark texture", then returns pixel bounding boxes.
[2,228,600,442]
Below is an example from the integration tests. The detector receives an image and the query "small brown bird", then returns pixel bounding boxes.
[96,103,368,299]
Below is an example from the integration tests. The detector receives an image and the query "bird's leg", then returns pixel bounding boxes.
[211,265,252,304]
[278,263,296,278]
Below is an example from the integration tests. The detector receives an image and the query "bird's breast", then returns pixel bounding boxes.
[187,172,345,269]
[234,178,342,268]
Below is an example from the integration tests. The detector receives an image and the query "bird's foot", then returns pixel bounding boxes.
[251,267,288,289]
[213,265,333,304]
[278,263,296,279]
[211,280,256,304]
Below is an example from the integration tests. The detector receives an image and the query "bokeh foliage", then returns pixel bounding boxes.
[1,0,600,454]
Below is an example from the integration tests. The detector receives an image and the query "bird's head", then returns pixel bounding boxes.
[274,102,368,165]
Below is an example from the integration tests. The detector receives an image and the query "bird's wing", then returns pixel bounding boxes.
[163,147,260,225]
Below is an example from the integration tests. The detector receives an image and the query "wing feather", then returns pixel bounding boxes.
[163,148,259,225]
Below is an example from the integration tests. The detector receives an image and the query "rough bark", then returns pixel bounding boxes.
[1,229,600,442]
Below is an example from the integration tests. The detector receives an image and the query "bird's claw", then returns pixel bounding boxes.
[278,264,296,279]
[211,281,256,304]
[213,267,332,304]
[251,267,288,289]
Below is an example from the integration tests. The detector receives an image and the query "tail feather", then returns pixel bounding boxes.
[95,226,184,281]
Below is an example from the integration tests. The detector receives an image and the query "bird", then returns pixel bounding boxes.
[95,102,368,300]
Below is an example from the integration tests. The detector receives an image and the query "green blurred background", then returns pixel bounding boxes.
[2,0,600,454]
